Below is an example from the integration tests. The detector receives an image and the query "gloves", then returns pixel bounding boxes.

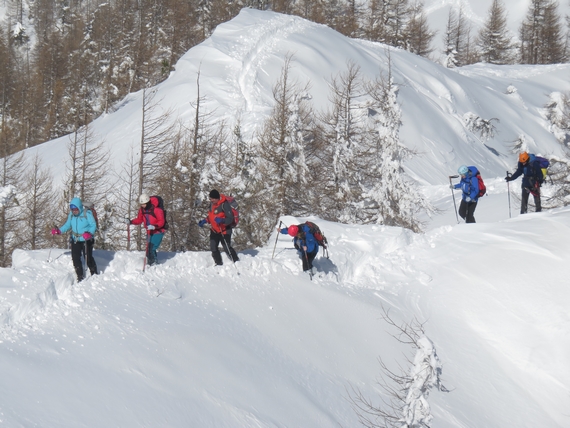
[147,225,155,230]
[198,219,207,227]
[465,197,472,202]
[51,228,61,235]
[449,184,455,190]
[82,232,92,240]
[505,176,511,182]
[214,217,223,225]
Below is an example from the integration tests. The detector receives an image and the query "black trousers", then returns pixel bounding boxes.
[210,229,239,265]
[301,249,318,271]
[458,200,477,223]
[71,239,98,281]
[521,187,541,214]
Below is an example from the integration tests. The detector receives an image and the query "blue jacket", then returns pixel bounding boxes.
[280,224,319,254]
[454,166,479,202]
[59,197,97,242]
[509,159,543,189]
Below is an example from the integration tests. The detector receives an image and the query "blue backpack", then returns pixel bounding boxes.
[530,155,550,182]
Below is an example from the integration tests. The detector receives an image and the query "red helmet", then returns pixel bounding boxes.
[287,225,299,237]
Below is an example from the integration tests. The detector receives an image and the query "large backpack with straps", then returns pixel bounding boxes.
[223,195,239,227]
[304,221,327,249]
[83,202,98,230]
[150,195,169,230]
[468,166,486,197]
[530,155,550,183]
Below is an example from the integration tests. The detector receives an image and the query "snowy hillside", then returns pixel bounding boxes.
[23,8,570,188]
[1,204,569,427]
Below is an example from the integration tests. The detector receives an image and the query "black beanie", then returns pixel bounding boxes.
[209,189,220,199]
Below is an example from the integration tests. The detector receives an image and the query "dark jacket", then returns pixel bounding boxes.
[509,160,543,189]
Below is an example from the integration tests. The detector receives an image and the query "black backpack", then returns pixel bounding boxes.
[150,195,169,230]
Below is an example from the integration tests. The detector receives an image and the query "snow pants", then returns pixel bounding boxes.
[458,200,478,223]
[210,229,239,265]
[71,238,98,281]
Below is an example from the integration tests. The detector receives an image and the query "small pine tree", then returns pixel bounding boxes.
[477,0,516,64]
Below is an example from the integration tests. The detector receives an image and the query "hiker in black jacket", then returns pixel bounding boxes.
[505,152,543,214]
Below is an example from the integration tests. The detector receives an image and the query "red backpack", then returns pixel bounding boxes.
[469,166,486,197]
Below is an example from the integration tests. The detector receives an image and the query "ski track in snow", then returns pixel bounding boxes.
[224,14,312,112]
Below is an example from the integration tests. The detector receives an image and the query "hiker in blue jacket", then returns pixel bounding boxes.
[505,152,543,214]
[279,224,319,273]
[51,197,98,282]
[451,165,480,223]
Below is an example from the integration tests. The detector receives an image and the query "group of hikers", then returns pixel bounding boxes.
[450,151,547,223]
[50,188,325,282]
[50,151,544,282]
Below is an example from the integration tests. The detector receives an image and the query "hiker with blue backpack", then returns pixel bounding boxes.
[51,197,98,282]
[278,223,320,274]
[450,165,484,223]
[505,152,547,214]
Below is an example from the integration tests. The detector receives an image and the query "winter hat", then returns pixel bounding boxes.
[209,189,220,199]
[139,193,150,204]
[288,225,299,237]
[519,152,529,163]
[458,165,469,176]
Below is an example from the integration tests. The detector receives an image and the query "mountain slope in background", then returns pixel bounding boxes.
[25,9,570,188]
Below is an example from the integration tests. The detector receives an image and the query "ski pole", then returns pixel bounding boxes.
[83,241,87,278]
[143,229,150,272]
[220,233,239,274]
[449,175,460,223]
[506,171,512,218]
[303,247,313,281]
[272,221,283,259]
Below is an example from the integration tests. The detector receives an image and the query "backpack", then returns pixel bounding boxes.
[150,195,169,230]
[223,195,239,227]
[83,202,98,230]
[533,155,550,182]
[304,221,328,249]
[468,166,486,198]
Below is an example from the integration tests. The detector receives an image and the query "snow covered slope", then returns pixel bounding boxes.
[1,206,569,427]
[24,9,570,188]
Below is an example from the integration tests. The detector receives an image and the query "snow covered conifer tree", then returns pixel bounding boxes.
[257,55,315,228]
[362,63,432,232]
[319,61,367,223]
[477,0,516,64]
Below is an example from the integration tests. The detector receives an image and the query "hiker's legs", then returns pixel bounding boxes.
[520,189,529,214]
[458,200,467,221]
[533,190,542,212]
[307,250,318,270]
[210,231,223,265]
[71,241,84,281]
[148,233,164,266]
[222,230,239,263]
[85,239,98,275]
[465,201,477,223]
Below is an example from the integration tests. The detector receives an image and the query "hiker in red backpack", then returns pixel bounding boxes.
[198,189,239,266]
[450,165,480,223]
[127,194,166,266]
[505,152,543,214]
[278,223,319,273]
